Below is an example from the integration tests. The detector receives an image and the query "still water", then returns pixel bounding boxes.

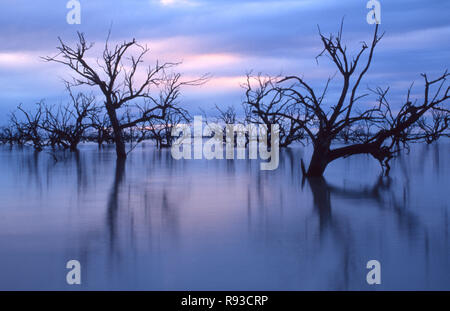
[0,142,448,290]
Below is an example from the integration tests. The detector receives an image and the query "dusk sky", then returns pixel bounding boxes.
[0,0,449,122]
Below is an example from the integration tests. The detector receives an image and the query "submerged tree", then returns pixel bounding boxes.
[42,86,97,151]
[0,126,18,145]
[147,106,187,148]
[246,23,449,177]
[44,32,207,159]
[146,72,191,149]
[212,104,240,145]
[10,102,46,151]
[243,73,306,147]
[89,110,113,147]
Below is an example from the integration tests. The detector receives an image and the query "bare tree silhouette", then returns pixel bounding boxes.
[41,85,97,151]
[145,73,191,149]
[245,23,449,177]
[212,104,241,145]
[215,104,238,125]
[9,102,45,151]
[43,32,208,159]
[89,110,113,147]
[243,73,306,147]
[0,126,18,145]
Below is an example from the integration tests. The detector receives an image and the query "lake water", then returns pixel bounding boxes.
[0,142,448,290]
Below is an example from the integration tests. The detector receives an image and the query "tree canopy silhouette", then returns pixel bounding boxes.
[43,32,207,159]
[244,23,449,177]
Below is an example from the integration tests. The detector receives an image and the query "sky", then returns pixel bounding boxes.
[0,0,449,123]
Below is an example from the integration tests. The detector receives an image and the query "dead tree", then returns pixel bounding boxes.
[243,73,305,147]
[43,32,207,159]
[0,126,21,145]
[417,108,449,143]
[89,110,113,147]
[41,87,97,151]
[145,72,191,148]
[121,107,151,153]
[248,22,449,177]
[215,104,238,125]
[147,106,187,148]
[0,127,8,144]
[211,104,244,146]
[10,102,45,151]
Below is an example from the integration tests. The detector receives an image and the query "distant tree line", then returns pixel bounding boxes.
[0,82,190,152]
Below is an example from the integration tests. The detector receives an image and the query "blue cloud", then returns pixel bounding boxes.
[0,0,448,122]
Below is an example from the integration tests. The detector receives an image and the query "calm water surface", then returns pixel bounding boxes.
[0,142,448,290]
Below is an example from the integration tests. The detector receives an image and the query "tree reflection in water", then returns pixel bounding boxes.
[0,143,448,290]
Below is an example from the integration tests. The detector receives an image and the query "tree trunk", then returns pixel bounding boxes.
[69,142,78,152]
[307,177,331,233]
[306,143,330,177]
[106,106,127,159]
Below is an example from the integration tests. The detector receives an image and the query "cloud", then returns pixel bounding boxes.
[159,0,200,7]
[381,26,450,51]
[0,0,449,121]
[0,52,39,68]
